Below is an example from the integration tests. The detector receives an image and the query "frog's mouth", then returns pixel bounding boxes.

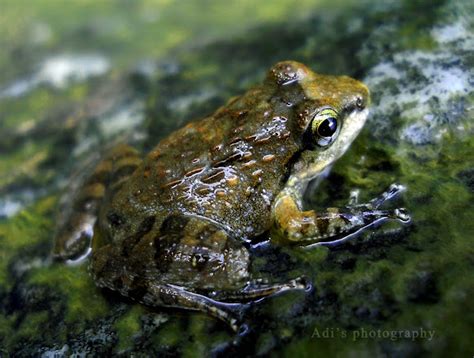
[332,107,369,160]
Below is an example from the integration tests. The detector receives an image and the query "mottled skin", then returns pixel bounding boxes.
[53,61,409,331]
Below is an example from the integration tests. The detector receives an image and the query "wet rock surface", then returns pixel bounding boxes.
[0,0,473,356]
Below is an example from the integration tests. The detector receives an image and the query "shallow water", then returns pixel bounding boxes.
[0,0,473,356]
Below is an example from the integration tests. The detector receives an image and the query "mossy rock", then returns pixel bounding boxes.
[0,0,473,356]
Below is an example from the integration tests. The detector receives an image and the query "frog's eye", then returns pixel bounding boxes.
[311,108,339,147]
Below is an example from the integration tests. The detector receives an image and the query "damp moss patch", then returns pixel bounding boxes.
[0,196,55,287]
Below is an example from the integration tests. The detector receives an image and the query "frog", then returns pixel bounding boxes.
[53,61,409,332]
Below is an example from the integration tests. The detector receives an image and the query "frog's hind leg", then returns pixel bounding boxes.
[141,278,308,332]
[142,283,245,332]
[53,144,141,262]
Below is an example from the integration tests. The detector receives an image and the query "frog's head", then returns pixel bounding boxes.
[267,61,370,184]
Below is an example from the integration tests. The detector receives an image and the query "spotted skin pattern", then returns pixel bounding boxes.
[54,61,409,331]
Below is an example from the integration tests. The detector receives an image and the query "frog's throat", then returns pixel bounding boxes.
[287,107,369,187]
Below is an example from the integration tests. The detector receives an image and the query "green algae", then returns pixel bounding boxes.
[0,196,110,351]
[0,196,54,287]
[0,197,57,349]
[1,84,89,131]
[0,0,330,83]
[29,264,109,324]
[113,305,144,351]
[5,311,52,349]
[1,0,473,356]
[0,142,50,190]
[152,318,182,347]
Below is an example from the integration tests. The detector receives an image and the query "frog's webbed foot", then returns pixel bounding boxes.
[347,183,407,212]
[340,182,410,226]
[315,183,411,247]
[207,276,310,302]
[273,183,411,248]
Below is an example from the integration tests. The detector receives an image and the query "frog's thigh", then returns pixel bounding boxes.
[121,215,249,331]
[272,192,406,247]
[145,215,251,290]
[90,243,243,331]
[53,144,141,261]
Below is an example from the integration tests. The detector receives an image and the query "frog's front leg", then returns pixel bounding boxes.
[53,144,141,261]
[272,184,410,247]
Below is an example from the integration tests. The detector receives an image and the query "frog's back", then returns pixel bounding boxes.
[106,81,305,239]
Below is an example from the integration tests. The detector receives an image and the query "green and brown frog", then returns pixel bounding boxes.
[53,61,409,332]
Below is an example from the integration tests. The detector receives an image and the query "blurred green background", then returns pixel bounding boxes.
[0,0,333,81]
[1,0,473,356]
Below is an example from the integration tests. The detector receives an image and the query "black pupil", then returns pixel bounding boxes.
[318,117,337,137]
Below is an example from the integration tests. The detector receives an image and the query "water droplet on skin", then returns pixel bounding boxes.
[252,169,263,177]
[212,144,223,152]
[226,175,239,186]
[242,160,257,168]
[262,154,275,162]
[215,189,226,198]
